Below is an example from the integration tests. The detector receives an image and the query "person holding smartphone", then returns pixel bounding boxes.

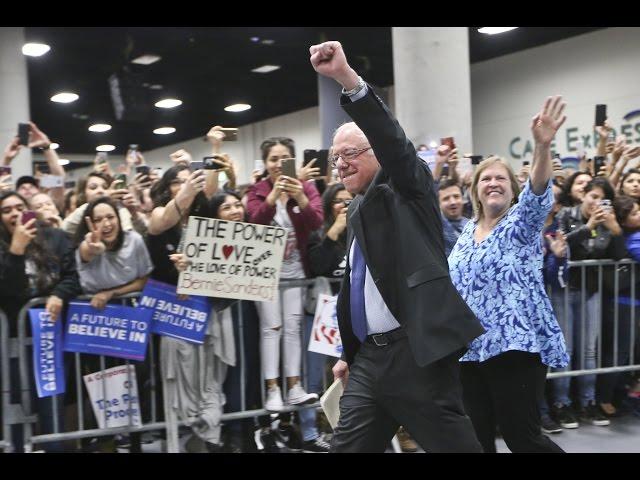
[0,190,81,452]
[246,137,323,414]
[552,177,626,428]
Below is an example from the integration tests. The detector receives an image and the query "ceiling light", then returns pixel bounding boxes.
[224,103,251,112]
[250,37,260,42]
[478,27,518,35]
[58,159,70,166]
[22,43,51,57]
[261,39,275,45]
[49,143,59,150]
[88,124,112,133]
[96,145,116,152]
[251,65,281,74]
[131,54,161,65]
[155,98,182,109]
[153,127,176,135]
[50,92,79,103]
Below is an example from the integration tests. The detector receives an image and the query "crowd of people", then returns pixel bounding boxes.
[1,40,640,453]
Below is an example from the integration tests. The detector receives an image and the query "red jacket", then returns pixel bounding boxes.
[246,177,324,277]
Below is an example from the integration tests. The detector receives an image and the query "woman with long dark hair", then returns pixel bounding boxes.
[0,190,80,452]
[246,136,324,412]
[147,163,235,452]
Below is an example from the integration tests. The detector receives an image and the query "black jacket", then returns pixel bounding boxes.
[307,229,347,295]
[336,86,484,367]
[0,226,81,336]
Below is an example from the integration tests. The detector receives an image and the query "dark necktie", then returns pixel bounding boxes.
[350,239,368,342]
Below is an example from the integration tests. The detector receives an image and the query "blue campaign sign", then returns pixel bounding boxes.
[139,279,210,344]
[30,309,65,398]
[63,302,152,361]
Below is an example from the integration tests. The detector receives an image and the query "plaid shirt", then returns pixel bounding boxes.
[441,214,469,258]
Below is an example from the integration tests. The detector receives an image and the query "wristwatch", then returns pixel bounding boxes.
[342,76,365,97]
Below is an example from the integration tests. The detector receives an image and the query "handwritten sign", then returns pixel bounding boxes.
[176,216,287,302]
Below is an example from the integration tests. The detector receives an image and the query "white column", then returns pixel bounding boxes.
[0,27,32,179]
[392,27,473,154]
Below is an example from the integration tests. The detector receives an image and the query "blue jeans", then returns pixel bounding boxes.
[298,313,330,442]
[550,288,600,407]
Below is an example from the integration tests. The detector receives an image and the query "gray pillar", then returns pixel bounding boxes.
[318,75,353,149]
[0,27,32,179]
[392,27,473,154]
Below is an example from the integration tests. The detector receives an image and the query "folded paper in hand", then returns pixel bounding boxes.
[320,378,344,430]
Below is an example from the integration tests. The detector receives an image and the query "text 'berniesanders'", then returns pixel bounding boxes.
[177,216,287,302]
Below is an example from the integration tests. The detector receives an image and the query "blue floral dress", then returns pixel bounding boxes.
[448,180,569,368]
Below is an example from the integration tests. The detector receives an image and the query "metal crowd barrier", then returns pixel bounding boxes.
[0,309,13,452]
[546,258,640,379]
[11,278,341,453]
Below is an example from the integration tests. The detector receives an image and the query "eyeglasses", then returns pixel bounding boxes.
[331,199,352,207]
[330,146,372,168]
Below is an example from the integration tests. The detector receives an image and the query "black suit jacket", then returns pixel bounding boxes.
[337,85,485,368]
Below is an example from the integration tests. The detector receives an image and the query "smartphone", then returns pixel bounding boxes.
[135,165,150,177]
[441,165,450,177]
[599,199,612,212]
[113,173,127,190]
[254,159,265,171]
[523,160,530,166]
[203,156,223,170]
[469,155,483,165]
[18,123,30,146]
[595,104,607,127]
[303,149,329,177]
[0,166,11,176]
[280,158,296,178]
[440,137,456,149]
[96,152,108,164]
[220,128,238,141]
[594,155,606,175]
[40,175,64,189]
[189,160,204,172]
[21,210,37,225]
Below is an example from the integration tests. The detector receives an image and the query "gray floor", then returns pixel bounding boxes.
[495,414,640,453]
[126,414,640,453]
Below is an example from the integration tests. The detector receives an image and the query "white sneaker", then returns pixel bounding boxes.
[265,385,285,412]
[286,383,319,406]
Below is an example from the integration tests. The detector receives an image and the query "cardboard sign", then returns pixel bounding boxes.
[176,216,287,302]
[140,279,210,344]
[63,302,152,361]
[30,309,65,398]
[308,294,343,358]
[83,365,141,429]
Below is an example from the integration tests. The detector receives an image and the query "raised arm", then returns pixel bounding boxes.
[310,41,429,199]
[530,96,567,195]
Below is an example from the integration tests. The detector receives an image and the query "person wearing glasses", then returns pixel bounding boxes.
[309,41,484,452]
[246,137,324,413]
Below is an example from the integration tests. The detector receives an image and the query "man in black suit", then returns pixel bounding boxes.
[309,41,485,452]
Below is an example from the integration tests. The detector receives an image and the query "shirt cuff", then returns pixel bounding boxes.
[347,84,368,102]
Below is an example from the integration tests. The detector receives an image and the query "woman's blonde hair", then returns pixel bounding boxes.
[470,156,521,220]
